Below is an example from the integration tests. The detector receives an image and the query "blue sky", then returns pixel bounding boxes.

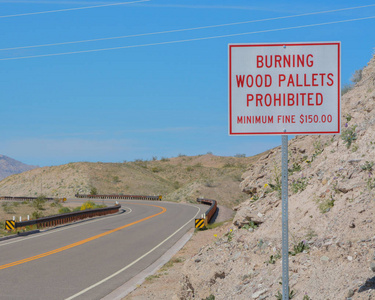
[0,0,374,166]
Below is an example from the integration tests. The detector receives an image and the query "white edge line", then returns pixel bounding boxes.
[65,204,202,300]
[0,207,132,247]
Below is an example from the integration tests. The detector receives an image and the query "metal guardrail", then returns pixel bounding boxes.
[5,204,121,231]
[75,194,162,201]
[195,198,217,229]
[0,196,66,202]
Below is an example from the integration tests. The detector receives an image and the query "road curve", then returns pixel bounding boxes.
[0,200,205,300]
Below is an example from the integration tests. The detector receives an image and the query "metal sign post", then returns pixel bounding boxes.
[281,134,289,300]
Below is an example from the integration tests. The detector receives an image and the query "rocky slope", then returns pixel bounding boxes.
[173,55,375,299]
[0,154,38,180]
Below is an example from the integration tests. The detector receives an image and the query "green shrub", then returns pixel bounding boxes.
[318,197,335,213]
[32,195,46,210]
[361,161,374,171]
[242,221,257,230]
[90,187,98,195]
[345,113,352,122]
[151,166,162,173]
[266,253,281,264]
[341,125,357,149]
[32,210,44,219]
[291,177,309,194]
[289,241,309,256]
[288,163,301,175]
[275,288,295,299]
[59,207,72,214]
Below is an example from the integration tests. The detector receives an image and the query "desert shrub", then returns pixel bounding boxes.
[59,207,72,214]
[50,199,61,208]
[275,287,295,299]
[266,253,281,264]
[269,165,282,199]
[341,83,353,96]
[2,202,15,214]
[361,161,374,171]
[341,125,357,149]
[291,177,309,194]
[32,195,46,210]
[32,210,44,219]
[90,187,98,195]
[289,241,309,256]
[351,68,363,83]
[151,166,162,173]
[234,153,246,158]
[318,197,335,213]
[80,201,96,210]
[80,200,106,210]
[223,163,235,168]
[288,163,301,175]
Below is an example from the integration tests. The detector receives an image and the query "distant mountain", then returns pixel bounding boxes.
[0,155,38,180]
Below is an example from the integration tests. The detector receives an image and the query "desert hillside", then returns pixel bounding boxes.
[126,54,375,300]
[0,154,265,208]
[173,55,375,299]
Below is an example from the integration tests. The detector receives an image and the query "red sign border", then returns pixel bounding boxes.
[229,42,341,135]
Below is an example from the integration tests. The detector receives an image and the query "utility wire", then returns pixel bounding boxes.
[1,3,374,52]
[1,15,374,61]
[0,0,150,18]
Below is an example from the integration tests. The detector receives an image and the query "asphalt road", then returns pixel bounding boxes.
[0,200,205,300]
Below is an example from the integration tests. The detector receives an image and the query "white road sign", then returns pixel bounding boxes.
[229,42,341,135]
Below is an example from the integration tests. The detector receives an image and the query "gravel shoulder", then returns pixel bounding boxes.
[123,206,234,300]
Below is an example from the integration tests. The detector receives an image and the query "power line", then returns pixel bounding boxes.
[1,15,374,61]
[0,0,150,18]
[1,3,374,52]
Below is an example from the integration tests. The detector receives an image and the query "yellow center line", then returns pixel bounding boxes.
[0,203,167,270]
